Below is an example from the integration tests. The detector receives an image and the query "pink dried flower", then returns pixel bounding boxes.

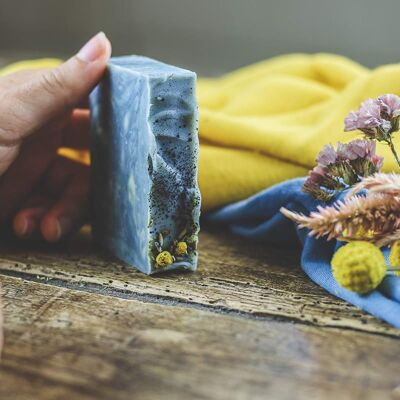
[303,139,383,201]
[357,99,383,129]
[344,94,400,165]
[344,139,375,160]
[378,94,400,119]
[316,144,337,166]
[309,165,327,181]
[371,154,384,170]
[344,99,385,135]
[336,141,357,160]
[344,111,359,132]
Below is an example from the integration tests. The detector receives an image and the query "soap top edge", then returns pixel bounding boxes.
[109,55,196,78]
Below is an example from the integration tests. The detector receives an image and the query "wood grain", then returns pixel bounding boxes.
[2,275,400,400]
[0,228,397,336]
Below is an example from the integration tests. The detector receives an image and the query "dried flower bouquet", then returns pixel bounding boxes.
[281,94,400,294]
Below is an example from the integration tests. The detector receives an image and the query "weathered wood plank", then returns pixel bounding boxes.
[0,227,397,336]
[2,275,400,400]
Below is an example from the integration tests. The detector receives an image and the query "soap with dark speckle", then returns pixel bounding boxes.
[89,56,201,274]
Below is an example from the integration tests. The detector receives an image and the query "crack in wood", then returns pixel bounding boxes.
[2,268,400,340]
[0,229,397,337]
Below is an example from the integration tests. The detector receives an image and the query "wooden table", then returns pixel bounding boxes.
[1,227,400,400]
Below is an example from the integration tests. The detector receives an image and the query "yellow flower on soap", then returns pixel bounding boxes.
[175,241,188,256]
[155,251,174,267]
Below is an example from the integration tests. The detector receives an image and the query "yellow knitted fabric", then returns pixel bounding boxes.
[0,58,61,76]
[3,54,400,211]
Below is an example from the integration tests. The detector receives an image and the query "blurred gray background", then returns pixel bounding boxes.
[0,0,399,76]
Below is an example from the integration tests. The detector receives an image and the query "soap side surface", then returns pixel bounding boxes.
[90,56,200,274]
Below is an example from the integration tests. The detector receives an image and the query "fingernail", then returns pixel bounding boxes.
[54,217,72,241]
[77,32,108,63]
[15,218,35,238]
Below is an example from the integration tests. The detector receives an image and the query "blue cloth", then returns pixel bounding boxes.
[208,178,400,328]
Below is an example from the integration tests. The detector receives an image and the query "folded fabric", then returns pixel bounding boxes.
[197,53,400,210]
[208,178,400,328]
[5,54,400,211]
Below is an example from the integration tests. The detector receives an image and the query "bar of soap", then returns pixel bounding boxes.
[89,56,201,274]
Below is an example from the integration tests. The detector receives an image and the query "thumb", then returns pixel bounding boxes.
[2,32,112,142]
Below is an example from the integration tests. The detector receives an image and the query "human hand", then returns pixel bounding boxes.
[0,32,111,242]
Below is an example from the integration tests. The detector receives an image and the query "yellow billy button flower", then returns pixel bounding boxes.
[389,241,400,276]
[331,241,386,294]
[175,241,188,256]
[155,251,174,268]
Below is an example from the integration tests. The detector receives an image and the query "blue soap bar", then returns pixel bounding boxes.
[89,56,201,274]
